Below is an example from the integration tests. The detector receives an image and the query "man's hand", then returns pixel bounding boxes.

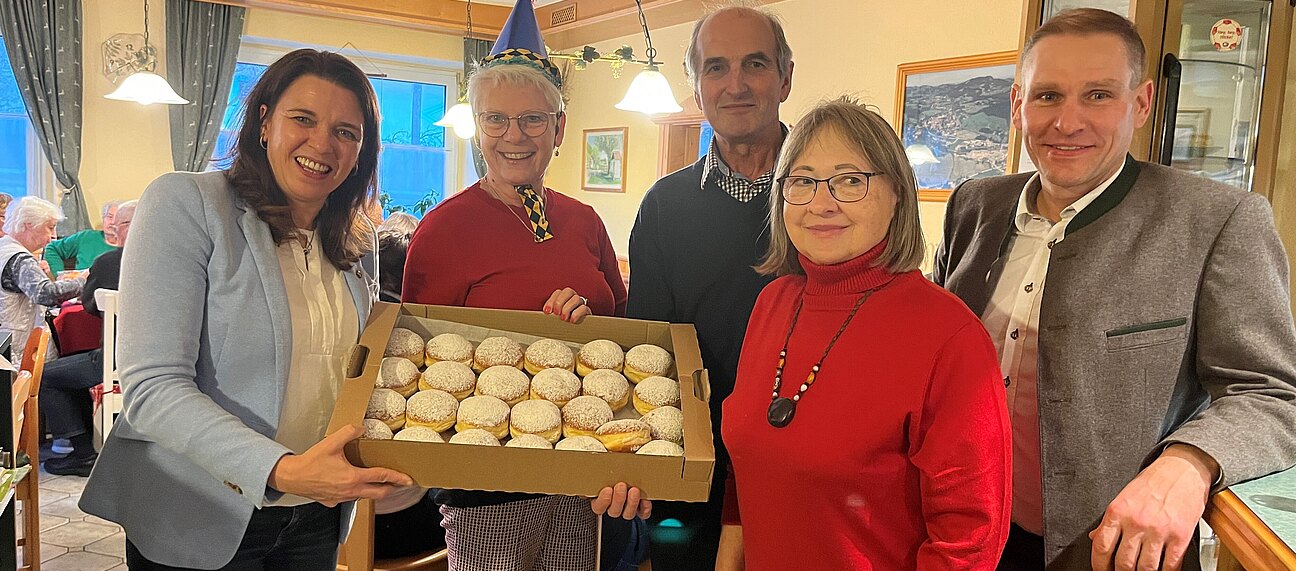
[1090,444,1219,571]
[267,424,415,507]
[591,482,651,519]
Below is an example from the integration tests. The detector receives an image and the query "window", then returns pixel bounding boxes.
[211,45,459,216]
[0,35,39,198]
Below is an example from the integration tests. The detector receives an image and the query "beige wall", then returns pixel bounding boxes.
[546,0,1025,257]
[79,0,464,226]
[81,0,1023,250]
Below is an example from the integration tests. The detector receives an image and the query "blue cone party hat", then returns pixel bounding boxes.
[481,0,563,87]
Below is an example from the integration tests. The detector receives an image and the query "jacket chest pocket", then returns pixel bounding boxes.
[1105,317,1188,352]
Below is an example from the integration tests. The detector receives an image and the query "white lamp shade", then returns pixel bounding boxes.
[435,102,476,139]
[104,71,189,105]
[615,68,683,115]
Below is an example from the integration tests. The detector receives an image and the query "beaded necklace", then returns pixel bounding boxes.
[767,289,874,428]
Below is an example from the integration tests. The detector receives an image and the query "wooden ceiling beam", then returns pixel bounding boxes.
[203,0,777,49]
[202,0,512,36]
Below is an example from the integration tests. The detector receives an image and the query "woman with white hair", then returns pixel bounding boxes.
[0,196,86,362]
[398,1,642,567]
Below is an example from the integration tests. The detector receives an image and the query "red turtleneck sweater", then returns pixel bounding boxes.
[721,243,1011,569]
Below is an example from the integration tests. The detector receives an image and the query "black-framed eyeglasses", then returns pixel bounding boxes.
[777,171,883,205]
[475,111,561,138]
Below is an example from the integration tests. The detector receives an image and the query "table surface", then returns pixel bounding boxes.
[1231,465,1296,551]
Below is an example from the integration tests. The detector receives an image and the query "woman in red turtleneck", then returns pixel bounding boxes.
[718,98,1011,570]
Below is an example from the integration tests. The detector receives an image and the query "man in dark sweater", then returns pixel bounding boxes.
[626,6,794,569]
[41,200,134,476]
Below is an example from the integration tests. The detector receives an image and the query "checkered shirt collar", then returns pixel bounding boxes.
[699,127,785,203]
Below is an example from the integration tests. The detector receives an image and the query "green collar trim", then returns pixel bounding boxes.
[1064,154,1141,237]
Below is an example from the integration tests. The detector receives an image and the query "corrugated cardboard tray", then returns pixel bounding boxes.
[326,302,715,502]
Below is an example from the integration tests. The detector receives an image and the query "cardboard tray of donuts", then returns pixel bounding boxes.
[326,302,715,502]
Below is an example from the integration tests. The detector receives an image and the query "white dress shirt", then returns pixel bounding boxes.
[980,164,1125,535]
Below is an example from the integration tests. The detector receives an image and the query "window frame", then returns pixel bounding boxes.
[234,37,466,203]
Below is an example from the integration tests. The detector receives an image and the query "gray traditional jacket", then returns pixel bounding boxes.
[932,157,1296,568]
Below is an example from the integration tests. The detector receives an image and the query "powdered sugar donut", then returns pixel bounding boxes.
[475,365,531,406]
[426,333,473,367]
[419,360,476,399]
[473,336,523,372]
[576,339,625,376]
[624,344,673,383]
[385,328,425,367]
[376,357,420,398]
[530,368,582,406]
[524,338,575,375]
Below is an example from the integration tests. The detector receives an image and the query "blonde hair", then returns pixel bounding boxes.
[756,97,924,276]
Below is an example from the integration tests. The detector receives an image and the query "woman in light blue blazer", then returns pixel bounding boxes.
[80,49,416,570]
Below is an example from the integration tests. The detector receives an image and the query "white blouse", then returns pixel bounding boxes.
[270,231,359,507]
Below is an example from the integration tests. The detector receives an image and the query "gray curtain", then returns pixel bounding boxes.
[0,1,89,234]
[466,38,491,178]
[166,0,245,172]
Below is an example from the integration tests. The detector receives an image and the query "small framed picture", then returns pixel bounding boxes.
[582,127,628,192]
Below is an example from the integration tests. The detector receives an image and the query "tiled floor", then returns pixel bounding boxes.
[18,463,125,570]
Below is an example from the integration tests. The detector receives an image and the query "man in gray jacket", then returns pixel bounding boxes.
[932,8,1296,570]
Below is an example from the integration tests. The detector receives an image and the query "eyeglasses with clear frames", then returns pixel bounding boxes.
[777,171,883,205]
[475,111,561,138]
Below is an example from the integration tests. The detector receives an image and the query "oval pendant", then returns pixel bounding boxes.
[767,397,796,428]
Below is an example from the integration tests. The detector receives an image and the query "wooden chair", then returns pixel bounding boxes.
[14,327,50,570]
[92,289,122,446]
[336,499,448,571]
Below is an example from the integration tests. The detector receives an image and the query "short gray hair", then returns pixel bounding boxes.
[102,199,124,220]
[684,4,793,89]
[378,211,418,238]
[114,200,138,224]
[757,97,924,276]
[4,196,64,236]
[468,64,564,116]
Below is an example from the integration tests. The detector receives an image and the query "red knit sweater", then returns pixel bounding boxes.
[402,183,627,316]
[721,243,1011,569]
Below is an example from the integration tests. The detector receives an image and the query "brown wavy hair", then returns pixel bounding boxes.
[225,48,381,270]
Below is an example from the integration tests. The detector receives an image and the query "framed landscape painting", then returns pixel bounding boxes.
[582,127,628,192]
[896,51,1018,202]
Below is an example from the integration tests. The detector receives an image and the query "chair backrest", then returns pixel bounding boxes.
[96,288,119,385]
[13,327,49,456]
[19,326,48,398]
[95,289,122,444]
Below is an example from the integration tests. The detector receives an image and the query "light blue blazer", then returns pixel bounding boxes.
[79,171,374,569]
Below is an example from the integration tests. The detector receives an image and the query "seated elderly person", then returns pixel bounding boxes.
[378,211,418,237]
[0,197,85,363]
[39,200,136,476]
[45,200,122,271]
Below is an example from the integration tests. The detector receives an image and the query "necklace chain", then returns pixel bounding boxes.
[769,290,873,424]
[298,230,316,270]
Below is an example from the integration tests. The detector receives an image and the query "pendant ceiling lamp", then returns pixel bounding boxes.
[104,0,188,105]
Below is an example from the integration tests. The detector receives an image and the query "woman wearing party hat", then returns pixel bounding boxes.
[399,0,646,568]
